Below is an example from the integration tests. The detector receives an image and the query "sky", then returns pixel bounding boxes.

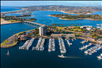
[1,1,102,7]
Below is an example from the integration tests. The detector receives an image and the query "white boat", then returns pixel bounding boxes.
[48,48,51,52]
[97,53,102,59]
[58,54,65,58]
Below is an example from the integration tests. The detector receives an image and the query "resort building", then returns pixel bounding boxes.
[51,34,75,38]
[39,25,47,36]
[97,24,102,30]
[80,26,93,31]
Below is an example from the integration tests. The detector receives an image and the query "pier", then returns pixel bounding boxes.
[26,38,35,50]
[79,43,92,50]
[19,40,30,49]
[19,38,35,50]
[58,37,66,53]
[84,44,102,55]
[48,38,55,52]
[80,40,88,44]
[65,38,72,46]
[32,37,45,51]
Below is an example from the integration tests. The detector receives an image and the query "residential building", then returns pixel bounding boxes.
[39,25,47,36]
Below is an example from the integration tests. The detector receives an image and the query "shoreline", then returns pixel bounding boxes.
[49,15,102,20]
[1,29,101,48]
[0,34,19,48]
[77,37,100,44]
[60,11,93,15]
[1,19,21,25]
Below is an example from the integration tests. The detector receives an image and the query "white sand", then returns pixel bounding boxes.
[1,19,12,25]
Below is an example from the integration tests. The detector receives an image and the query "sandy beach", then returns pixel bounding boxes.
[1,19,12,25]
[1,19,21,25]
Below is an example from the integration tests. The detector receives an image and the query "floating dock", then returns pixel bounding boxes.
[26,38,35,50]
[58,37,66,53]
[80,40,88,44]
[79,43,92,50]
[66,38,72,46]
[84,44,102,55]
[32,37,45,51]
[48,38,55,52]
[19,38,35,50]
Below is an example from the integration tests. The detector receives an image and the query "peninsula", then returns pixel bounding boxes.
[49,14,102,20]
[1,23,102,48]
[1,16,37,25]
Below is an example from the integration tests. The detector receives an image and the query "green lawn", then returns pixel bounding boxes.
[56,27,64,30]
[7,41,17,46]
[2,40,10,46]
[7,20,20,23]
[73,29,81,32]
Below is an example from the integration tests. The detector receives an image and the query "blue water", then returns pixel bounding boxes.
[1,6,102,68]
[1,6,22,12]
[6,11,102,27]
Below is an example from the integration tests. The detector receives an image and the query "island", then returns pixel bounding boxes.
[1,16,37,25]
[49,14,102,20]
[1,29,39,48]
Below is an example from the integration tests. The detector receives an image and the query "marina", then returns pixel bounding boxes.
[88,44,102,55]
[32,38,45,51]
[84,44,102,55]
[79,43,92,50]
[48,38,55,52]
[19,38,35,50]
[65,38,72,46]
[58,37,66,53]
[80,40,88,44]
[1,5,102,68]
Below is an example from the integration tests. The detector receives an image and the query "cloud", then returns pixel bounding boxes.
[1,1,102,7]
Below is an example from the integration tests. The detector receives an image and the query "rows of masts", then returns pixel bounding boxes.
[19,37,76,53]
[84,44,102,55]
[79,43,92,50]
[58,37,66,53]
[48,38,55,52]
[80,40,88,44]
[65,38,72,46]
[32,37,45,51]
[79,40,102,59]
[19,38,35,50]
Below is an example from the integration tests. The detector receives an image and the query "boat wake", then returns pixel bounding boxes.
[59,56,83,59]
[65,56,83,59]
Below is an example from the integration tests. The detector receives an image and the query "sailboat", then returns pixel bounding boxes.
[6,50,10,56]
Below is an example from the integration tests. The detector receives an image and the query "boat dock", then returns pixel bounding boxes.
[58,37,66,53]
[32,37,45,51]
[26,38,35,50]
[39,38,45,51]
[79,43,92,50]
[48,38,55,52]
[19,40,30,49]
[80,40,88,44]
[19,38,35,50]
[65,38,72,46]
[84,44,102,55]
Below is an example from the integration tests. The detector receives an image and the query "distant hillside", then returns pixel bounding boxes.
[15,5,102,14]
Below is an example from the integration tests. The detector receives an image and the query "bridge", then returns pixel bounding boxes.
[24,21,43,26]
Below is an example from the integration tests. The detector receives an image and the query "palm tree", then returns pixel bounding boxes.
[69,24,72,26]
[52,23,57,27]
